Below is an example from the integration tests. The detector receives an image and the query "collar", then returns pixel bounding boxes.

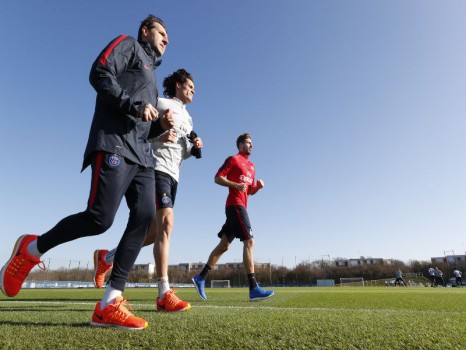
[171,97,186,109]
[139,40,162,68]
[237,152,250,160]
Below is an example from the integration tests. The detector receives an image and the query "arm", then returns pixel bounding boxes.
[249,179,264,195]
[215,176,247,192]
[89,36,157,121]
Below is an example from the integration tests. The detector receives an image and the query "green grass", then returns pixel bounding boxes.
[1,287,466,349]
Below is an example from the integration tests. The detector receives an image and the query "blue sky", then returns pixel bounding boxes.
[1,1,465,270]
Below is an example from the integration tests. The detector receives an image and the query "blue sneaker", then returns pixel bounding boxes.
[249,286,275,301]
[192,275,207,301]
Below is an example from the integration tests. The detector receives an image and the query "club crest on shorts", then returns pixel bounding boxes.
[162,193,170,205]
[108,154,121,167]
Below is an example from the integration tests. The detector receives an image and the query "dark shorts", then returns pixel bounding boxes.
[154,170,178,210]
[217,205,253,243]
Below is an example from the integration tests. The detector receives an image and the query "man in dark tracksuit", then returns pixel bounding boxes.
[0,15,171,330]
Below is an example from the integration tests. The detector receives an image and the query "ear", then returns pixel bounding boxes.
[141,26,149,39]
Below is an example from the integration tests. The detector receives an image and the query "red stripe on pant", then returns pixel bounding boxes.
[88,152,104,208]
[234,205,249,240]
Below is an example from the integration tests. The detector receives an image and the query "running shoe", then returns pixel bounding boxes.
[156,289,191,312]
[90,296,148,330]
[93,249,113,289]
[192,275,207,301]
[249,286,275,301]
[0,235,44,297]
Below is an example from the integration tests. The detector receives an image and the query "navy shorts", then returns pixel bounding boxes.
[218,205,253,243]
[154,170,178,210]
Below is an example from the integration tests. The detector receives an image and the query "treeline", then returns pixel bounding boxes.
[27,259,464,286]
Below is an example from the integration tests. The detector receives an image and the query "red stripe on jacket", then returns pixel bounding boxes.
[99,35,128,66]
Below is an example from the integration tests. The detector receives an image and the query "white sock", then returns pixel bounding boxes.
[27,240,43,259]
[100,284,122,309]
[105,248,116,264]
[157,277,170,298]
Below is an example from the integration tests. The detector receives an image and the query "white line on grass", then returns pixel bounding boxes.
[1,300,466,316]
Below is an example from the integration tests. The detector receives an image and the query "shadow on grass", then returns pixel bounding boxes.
[0,320,91,328]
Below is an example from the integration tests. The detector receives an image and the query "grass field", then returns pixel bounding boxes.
[1,286,466,349]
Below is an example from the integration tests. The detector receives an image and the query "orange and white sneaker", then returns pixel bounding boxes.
[93,249,113,288]
[90,296,148,330]
[0,234,44,297]
[156,289,191,312]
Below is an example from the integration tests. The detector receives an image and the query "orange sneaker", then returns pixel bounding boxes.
[0,235,44,297]
[93,249,113,288]
[90,296,148,330]
[156,289,191,312]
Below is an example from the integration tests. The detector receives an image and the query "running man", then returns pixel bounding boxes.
[0,15,172,330]
[453,269,462,287]
[394,268,407,287]
[93,69,202,312]
[192,133,275,301]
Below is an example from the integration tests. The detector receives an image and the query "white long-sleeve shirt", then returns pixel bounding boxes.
[150,97,194,182]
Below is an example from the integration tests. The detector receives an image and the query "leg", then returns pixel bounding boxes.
[38,152,131,253]
[107,166,155,292]
[192,234,231,301]
[243,238,255,274]
[207,234,231,267]
[154,208,174,279]
[1,152,131,297]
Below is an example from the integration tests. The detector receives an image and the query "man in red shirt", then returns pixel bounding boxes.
[192,133,275,301]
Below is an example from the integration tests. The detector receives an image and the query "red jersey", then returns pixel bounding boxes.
[215,152,258,208]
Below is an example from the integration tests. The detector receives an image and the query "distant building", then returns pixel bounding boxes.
[431,255,466,265]
[168,261,270,271]
[334,257,394,268]
[132,263,155,276]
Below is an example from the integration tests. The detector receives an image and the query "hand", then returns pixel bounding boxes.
[159,129,177,143]
[160,109,175,130]
[139,103,159,121]
[256,179,264,189]
[236,183,248,192]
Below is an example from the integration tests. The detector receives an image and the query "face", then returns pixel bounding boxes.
[142,22,169,57]
[176,79,195,104]
[239,138,253,155]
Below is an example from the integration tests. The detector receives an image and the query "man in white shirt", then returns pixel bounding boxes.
[93,69,203,312]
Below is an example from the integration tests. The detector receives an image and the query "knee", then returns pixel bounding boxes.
[85,210,114,234]
[244,238,254,249]
[217,241,230,254]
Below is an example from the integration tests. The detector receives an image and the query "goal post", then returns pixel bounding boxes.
[340,277,364,287]
[211,280,231,288]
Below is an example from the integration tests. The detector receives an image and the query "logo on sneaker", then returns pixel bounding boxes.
[108,155,121,167]
[94,312,103,321]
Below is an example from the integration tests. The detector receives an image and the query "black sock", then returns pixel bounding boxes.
[248,273,258,289]
[200,264,211,279]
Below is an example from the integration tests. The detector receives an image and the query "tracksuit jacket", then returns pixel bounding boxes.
[83,35,164,171]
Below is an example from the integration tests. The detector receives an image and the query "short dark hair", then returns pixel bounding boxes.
[236,133,251,149]
[163,69,193,98]
[138,14,166,41]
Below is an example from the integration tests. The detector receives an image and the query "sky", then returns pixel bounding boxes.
[1,1,465,270]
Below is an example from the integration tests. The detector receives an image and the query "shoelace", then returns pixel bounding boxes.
[110,299,134,323]
[8,257,45,278]
[165,289,181,306]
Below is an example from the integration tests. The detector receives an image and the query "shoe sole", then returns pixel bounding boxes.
[249,291,275,302]
[191,277,207,301]
[90,321,148,330]
[0,235,29,297]
[156,304,191,312]
[92,250,101,288]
